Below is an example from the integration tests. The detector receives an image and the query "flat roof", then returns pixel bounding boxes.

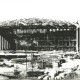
[0,18,76,29]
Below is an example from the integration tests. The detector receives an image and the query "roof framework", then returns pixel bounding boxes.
[0,18,76,29]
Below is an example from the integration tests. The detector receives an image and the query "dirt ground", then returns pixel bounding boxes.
[5,78,80,80]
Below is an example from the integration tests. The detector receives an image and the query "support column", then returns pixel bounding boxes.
[5,39,7,50]
[8,42,10,50]
[4,38,7,50]
[74,22,80,53]
[3,38,5,50]
[1,36,3,50]
[76,27,78,53]
[1,36,2,50]
[0,35,1,50]
[6,40,8,50]
[78,28,80,53]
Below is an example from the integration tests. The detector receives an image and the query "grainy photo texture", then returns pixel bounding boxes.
[0,0,80,80]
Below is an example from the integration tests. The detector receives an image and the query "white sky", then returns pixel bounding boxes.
[0,0,80,22]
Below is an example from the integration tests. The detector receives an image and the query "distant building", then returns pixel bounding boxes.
[0,18,78,52]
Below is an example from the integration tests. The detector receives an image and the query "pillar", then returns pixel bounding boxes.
[3,38,6,50]
[76,27,78,53]
[78,28,80,52]
[8,42,10,50]
[0,35,1,50]
[6,40,8,49]
[1,36,3,50]
[4,38,7,50]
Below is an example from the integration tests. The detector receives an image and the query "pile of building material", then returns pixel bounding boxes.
[37,51,80,80]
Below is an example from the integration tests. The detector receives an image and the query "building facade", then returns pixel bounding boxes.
[0,19,79,52]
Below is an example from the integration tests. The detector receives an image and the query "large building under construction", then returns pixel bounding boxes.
[0,18,79,52]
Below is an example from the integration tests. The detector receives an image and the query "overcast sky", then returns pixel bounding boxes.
[0,0,80,22]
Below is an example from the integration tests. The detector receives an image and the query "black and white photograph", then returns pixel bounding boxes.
[0,0,80,80]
